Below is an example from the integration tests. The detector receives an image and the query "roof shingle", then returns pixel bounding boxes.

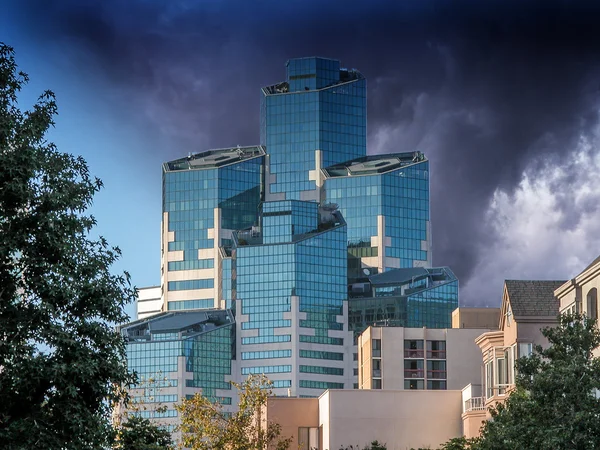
[505,280,566,317]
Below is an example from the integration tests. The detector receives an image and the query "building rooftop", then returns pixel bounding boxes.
[120,309,234,342]
[323,151,427,178]
[369,267,456,288]
[504,280,566,317]
[164,145,265,172]
[262,56,364,96]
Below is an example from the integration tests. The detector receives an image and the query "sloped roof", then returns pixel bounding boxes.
[582,254,600,273]
[505,280,566,317]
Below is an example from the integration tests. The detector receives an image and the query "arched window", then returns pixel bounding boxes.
[587,288,598,320]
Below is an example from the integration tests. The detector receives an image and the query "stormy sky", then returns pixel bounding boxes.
[3,0,600,309]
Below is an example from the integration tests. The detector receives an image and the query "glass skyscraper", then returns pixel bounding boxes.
[261,57,366,202]
[125,56,458,416]
[233,201,352,395]
[118,310,235,439]
[161,146,264,312]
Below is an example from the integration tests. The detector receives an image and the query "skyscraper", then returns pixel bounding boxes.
[126,57,457,413]
[261,57,366,202]
[233,201,353,396]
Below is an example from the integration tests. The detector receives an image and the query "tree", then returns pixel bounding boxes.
[436,436,480,450]
[114,415,174,450]
[0,43,136,448]
[441,313,600,450]
[177,374,292,450]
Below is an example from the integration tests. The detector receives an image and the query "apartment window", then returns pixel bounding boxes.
[519,342,533,358]
[427,360,446,379]
[427,380,446,390]
[496,357,507,395]
[405,379,424,390]
[588,288,598,320]
[372,359,382,378]
[372,339,381,357]
[506,346,515,385]
[298,427,319,450]
[353,368,358,376]
[485,360,494,398]
[404,340,424,358]
[426,340,446,359]
[404,359,424,379]
[372,379,382,389]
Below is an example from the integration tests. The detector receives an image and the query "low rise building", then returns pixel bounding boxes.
[263,390,463,450]
[462,279,565,437]
[358,326,492,391]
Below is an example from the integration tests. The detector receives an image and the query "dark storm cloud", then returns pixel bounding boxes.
[10,0,600,304]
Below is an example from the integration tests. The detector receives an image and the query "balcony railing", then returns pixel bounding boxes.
[464,397,485,413]
[404,350,424,358]
[427,370,447,379]
[426,350,446,359]
[404,369,424,378]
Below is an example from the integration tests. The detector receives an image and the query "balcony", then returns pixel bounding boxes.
[426,350,446,359]
[464,397,485,412]
[427,370,447,379]
[404,350,424,358]
[404,369,424,378]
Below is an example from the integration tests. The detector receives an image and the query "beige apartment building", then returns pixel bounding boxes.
[358,326,494,391]
[556,256,600,319]
[462,279,565,437]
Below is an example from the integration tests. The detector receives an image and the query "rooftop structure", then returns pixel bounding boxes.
[163,145,265,171]
[349,267,459,334]
[323,151,426,178]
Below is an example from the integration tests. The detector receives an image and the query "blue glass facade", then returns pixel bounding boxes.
[162,146,264,310]
[348,267,459,334]
[121,310,235,417]
[324,152,431,279]
[233,201,349,395]
[261,57,366,200]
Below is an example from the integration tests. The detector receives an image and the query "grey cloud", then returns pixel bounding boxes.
[10,0,600,303]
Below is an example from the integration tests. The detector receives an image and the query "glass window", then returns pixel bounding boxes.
[372,339,381,357]
[519,342,533,358]
[405,379,424,390]
[404,340,424,358]
[426,340,446,359]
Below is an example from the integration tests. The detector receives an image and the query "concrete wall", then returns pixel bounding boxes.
[452,308,500,330]
[446,329,488,389]
[137,286,162,320]
[320,389,462,450]
[263,398,319,450]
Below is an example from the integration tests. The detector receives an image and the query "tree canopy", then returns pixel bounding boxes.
[0,43,136,448]
[114,415,174,450]
[177,374,292,450]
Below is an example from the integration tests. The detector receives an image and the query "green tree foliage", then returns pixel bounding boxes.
[177,374,292,450]
[439,312,600,450]
[114,415,174,450]
[0,43,136,448]
[436,436,479,450]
